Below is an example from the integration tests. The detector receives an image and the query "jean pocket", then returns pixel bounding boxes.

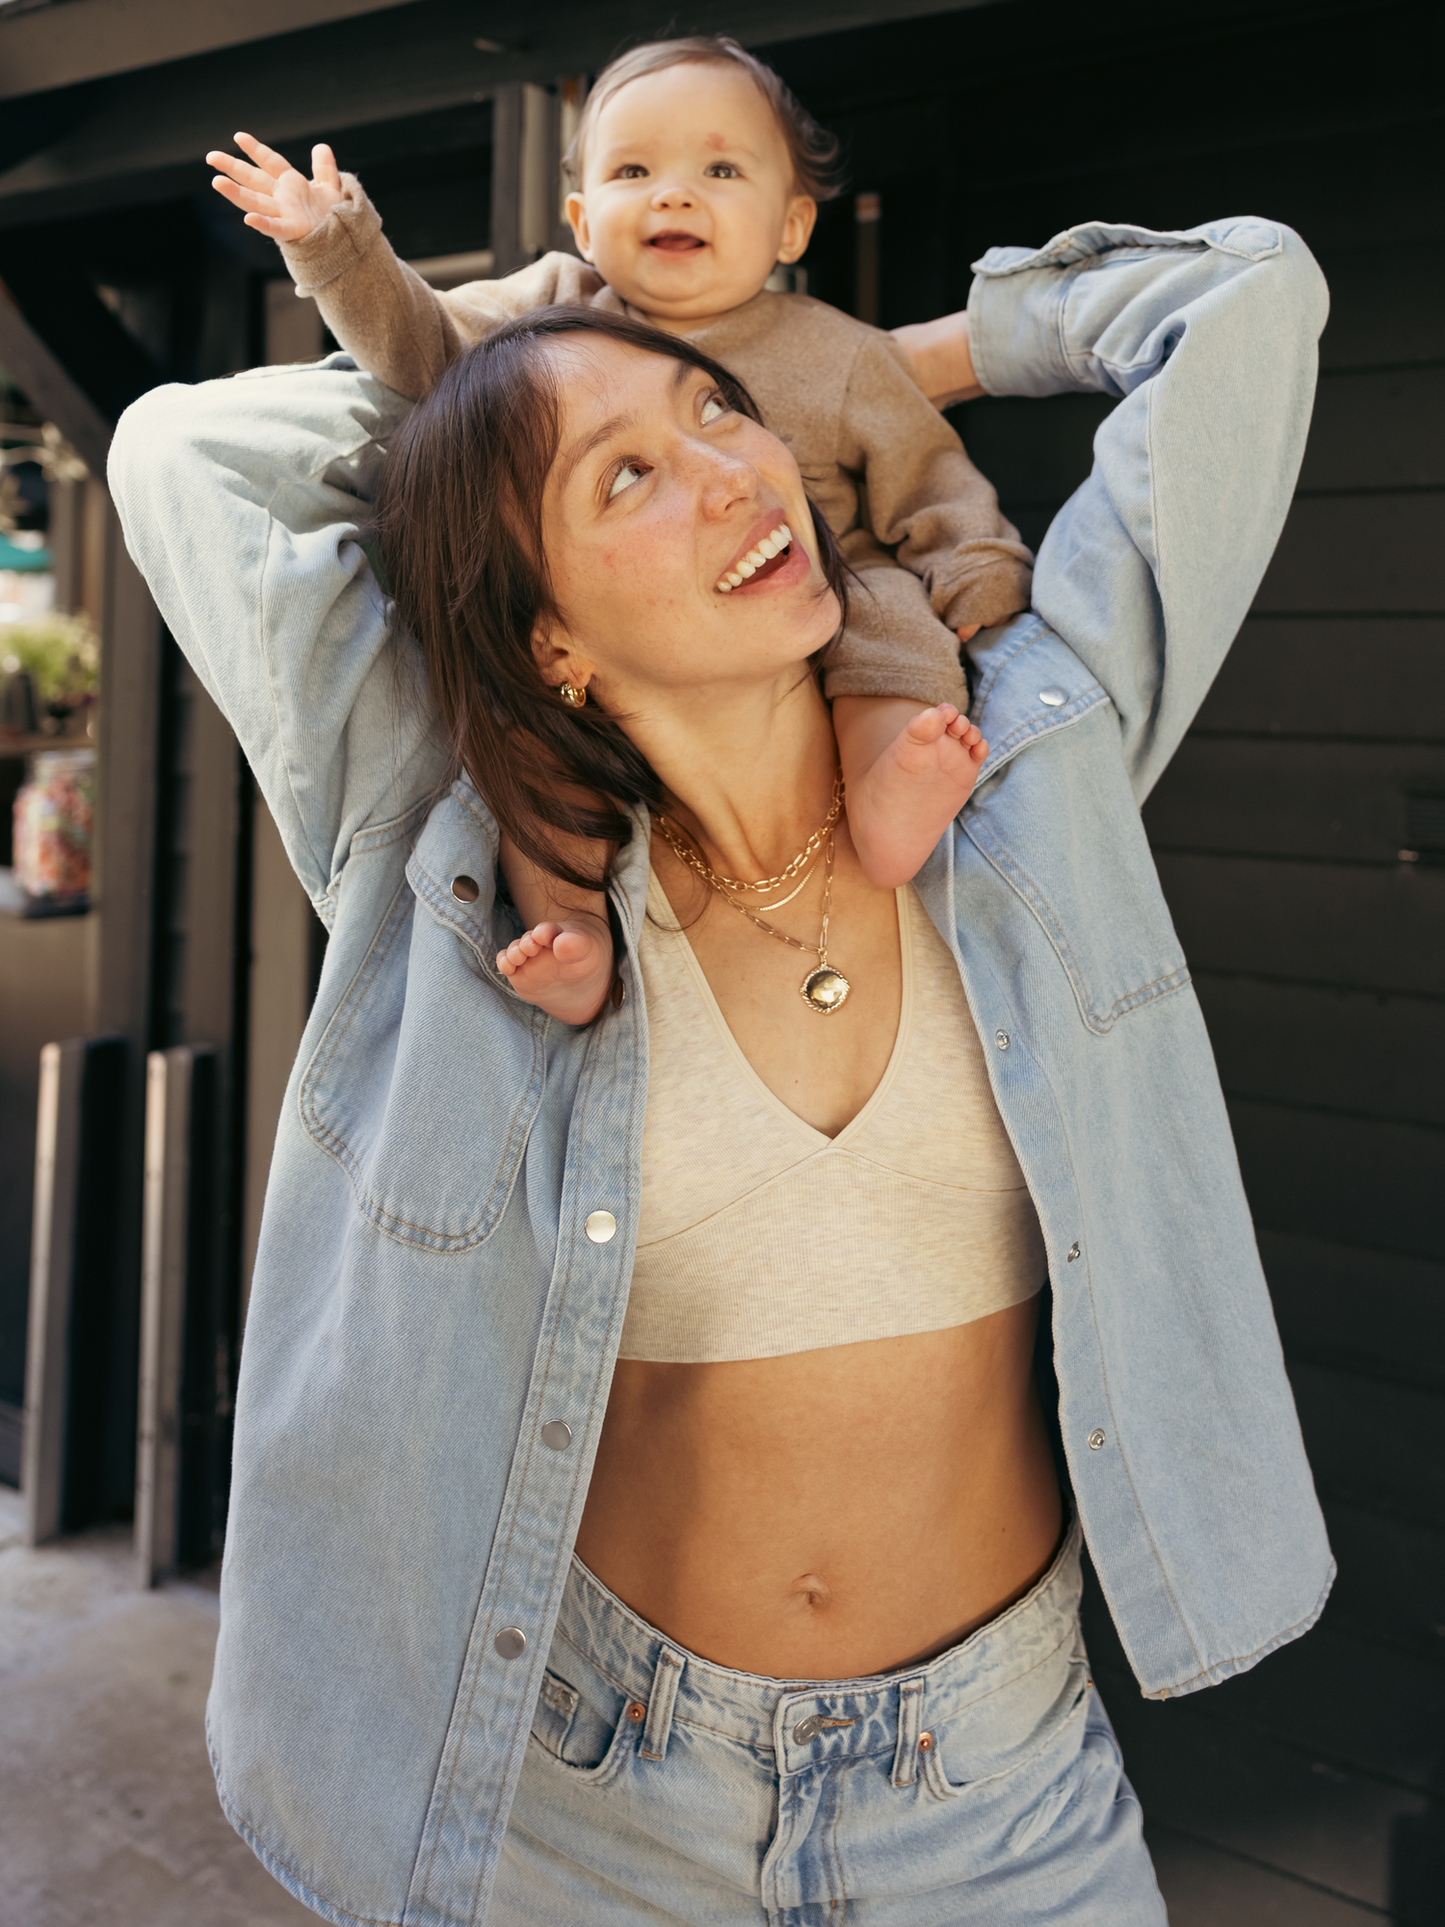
[922,1659,1092,1803]
[528,1668,635,1786]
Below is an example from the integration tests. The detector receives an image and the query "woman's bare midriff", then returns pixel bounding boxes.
[577,825,1061,1678]
[575,1302,1063,1680]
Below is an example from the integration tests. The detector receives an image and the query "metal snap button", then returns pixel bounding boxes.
[584,1210,617,1244]
[451,874,480,903]
[626,1701,647,1723]
[792,1713,857,1744]
[494,1627,527,1659]
[1039,687,1067,708]
[540,1420,572,1451]
[1067,1242,1081,1263]
[994,1029,1010,1050]
[917,1731,934,1752]
[1088,1429,1106,1451]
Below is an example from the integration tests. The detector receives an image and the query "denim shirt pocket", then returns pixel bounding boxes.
[962,619,1189,1034]
[298,782,548,1252]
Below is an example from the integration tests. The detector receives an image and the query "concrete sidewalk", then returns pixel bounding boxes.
[0,1485,312,1927]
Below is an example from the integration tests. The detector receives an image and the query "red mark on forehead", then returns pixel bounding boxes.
[705,132,728,151]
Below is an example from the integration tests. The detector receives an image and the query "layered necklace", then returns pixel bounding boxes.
[652,770,853,1015]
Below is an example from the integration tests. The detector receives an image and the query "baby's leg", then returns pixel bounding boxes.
[832,695,988,890]
[496,832,616,1026]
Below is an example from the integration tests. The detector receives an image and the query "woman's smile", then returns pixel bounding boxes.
[541,337,840,706]
[715,514,799,592]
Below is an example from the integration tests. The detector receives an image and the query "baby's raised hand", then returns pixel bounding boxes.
[206,133,345,243]
[495,918,615,1028]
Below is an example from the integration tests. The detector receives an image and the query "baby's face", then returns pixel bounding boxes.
[568,63,816,327]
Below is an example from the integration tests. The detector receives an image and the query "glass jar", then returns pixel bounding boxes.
[12,745,94,913]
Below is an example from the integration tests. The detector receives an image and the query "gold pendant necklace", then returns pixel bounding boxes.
[652,773,853,1015]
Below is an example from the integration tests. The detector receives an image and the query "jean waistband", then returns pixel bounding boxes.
[549,1516,1085,1784]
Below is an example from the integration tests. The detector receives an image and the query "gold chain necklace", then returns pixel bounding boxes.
[651,773,853,1015]
[655,772,845,895]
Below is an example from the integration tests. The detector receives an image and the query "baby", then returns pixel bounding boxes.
[209,35,1031,1025]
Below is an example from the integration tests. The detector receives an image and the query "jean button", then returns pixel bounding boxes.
[584,1210,617,1243]
[1088,1429,1107,1451]
[494,1627,527,1659]
[451,875,480,902]
[541,1420,572,1451]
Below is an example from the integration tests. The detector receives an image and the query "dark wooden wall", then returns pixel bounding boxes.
[761,3,1443,1919]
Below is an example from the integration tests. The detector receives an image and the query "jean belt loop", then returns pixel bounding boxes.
[891,1677,925,1788]
[639,1645,685,1762]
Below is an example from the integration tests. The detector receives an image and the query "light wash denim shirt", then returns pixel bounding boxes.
[111,217,1334,1927]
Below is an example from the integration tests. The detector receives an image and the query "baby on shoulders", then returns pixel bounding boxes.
[210,35,1031,1025]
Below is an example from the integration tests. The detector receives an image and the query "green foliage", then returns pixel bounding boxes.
[1,612,100,707]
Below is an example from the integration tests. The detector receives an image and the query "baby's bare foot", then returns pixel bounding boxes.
[495,918,614,1025]
[846,705,988,889]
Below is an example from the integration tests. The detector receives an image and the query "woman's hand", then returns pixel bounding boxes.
[890,310,986,410]
[206,133,346,242]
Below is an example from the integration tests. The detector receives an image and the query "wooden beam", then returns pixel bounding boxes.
[0,0,1011,226]
[0,284,113,474]
[0,0,428,101]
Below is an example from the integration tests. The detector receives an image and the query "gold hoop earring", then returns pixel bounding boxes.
[558,681,588,709]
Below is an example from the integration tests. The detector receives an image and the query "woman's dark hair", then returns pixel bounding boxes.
[374,305,849,892]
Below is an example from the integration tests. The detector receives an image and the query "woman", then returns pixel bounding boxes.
[111,216,1333,1927]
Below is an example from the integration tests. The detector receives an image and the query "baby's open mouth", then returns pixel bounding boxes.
[717,522,793,593]
[648,231,707,253]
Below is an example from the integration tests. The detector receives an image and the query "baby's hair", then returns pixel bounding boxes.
[563,35,845,204]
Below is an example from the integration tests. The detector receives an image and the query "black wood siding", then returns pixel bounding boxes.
[765,4,1442,1918]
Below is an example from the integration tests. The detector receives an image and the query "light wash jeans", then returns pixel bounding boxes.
[493,1519,1165,1925]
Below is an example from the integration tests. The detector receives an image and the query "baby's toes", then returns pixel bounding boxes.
[551,927,601,967]
[904,704,952,746]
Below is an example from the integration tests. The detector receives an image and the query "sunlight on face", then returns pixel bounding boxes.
[568,63,817,327]
[537,336,840,712]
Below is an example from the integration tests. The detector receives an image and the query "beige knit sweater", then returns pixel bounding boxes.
[281,180,1033,707]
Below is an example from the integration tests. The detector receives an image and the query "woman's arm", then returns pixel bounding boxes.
[966,218,1329,800]
[109,359,448,908]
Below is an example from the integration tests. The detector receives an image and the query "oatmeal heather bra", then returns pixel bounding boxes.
[109,219,1333,1927]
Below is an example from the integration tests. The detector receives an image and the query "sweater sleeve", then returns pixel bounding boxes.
[279,176,604,401]
[836,333,1034,631]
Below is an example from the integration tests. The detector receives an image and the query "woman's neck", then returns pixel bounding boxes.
[628,672,838,879]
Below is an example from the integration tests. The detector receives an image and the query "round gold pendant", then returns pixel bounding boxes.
[800,966,851,1014]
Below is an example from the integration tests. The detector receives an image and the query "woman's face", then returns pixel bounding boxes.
[536,336,841,711]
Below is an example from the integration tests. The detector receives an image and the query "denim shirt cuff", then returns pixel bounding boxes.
[966,251,1071,400]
